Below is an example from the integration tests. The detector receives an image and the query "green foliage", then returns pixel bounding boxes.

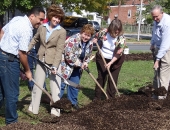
[0,0,48,15]
[143,0,170,24]
[109,0,125,6]
[0,0,112,17]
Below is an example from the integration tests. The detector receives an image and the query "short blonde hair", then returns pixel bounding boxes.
[47,4,65,23]
[80,24,95,36]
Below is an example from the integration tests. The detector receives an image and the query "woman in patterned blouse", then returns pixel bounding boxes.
[60,24,97,109]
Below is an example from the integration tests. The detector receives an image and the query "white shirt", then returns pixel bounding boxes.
[0,15,33,55]
[101,33,117,59]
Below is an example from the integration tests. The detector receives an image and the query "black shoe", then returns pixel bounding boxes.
[72,104,79,110]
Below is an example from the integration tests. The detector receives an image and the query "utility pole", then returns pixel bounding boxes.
[137,0,143,41]
[118,0,121,18]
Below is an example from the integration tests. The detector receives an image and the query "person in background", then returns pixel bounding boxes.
[150,5,170,99]
[28,4,66,117]
[60,24,97,109]
[94,19,126,100]
[0,7,45,125]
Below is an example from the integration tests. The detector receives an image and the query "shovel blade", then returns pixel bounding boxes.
[63,79,83,89]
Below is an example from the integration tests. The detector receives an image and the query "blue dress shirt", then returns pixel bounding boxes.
[150,13,170,60]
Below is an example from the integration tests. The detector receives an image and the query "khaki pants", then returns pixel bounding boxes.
[28,62,61,116]
[153,48,170,99]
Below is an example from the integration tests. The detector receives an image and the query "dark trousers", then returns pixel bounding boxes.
[94,51,125,99]
[0,51,20,124]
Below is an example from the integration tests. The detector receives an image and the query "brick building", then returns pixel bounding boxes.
[108,0,149,25]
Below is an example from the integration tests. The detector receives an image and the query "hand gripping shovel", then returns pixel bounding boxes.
[28,54,83,89]
[20,68,72,110]
[19,68,54,104]
[84,68,109,100]
[153,68,167,96]
[95,42,120,97]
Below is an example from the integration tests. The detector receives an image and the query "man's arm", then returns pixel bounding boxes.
[18,50,32,80]
[157,24,170,60]
[0,29,4,40]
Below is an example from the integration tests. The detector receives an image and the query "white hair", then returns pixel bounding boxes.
[151,5,163,13]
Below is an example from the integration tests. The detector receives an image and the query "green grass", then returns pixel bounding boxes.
[0,54,154,126]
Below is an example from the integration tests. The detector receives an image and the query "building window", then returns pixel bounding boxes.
[128,10,131,18]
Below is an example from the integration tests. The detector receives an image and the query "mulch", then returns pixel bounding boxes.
[2,53,170,130]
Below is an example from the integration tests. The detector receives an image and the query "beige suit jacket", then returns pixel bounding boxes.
[28,25,66,68]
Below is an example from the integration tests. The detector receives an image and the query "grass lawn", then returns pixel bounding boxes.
[0,52,154,126]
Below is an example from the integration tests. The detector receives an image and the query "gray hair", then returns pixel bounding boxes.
[151,5,163,13]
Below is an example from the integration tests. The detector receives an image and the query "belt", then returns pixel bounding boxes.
[0,48,16,57]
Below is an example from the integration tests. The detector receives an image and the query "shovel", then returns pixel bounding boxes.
[155,68,160,88]
[20,68,72,110]
[95,42,120,97]
[28,54,83,89]
[84,68,109,100]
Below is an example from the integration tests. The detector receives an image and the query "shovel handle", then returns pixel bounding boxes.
[95,42,120,97]
[84,68,109,100]
[31,79,54,104]
[19,68,54,104]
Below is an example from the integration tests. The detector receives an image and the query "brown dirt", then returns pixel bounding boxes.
[2,53,170,130]
[92,52,153,62]
[51,98,72,110]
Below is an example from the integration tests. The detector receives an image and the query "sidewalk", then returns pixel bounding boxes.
[126,41,150,44]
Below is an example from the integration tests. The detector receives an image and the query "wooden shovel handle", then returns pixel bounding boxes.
[85,68,109,100]
[31,79,54,104]
[95,42,120,97]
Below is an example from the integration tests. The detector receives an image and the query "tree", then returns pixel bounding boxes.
[0,0,115,22]
[143,0,170,24]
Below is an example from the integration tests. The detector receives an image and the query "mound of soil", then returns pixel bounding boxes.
[2,53,168,130]
[2,84,170,130]
[92,52,153,62]
[51,98,72,110]
[124,53,153,61]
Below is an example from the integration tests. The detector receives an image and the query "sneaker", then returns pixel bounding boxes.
[51,108,60,117]
[28,105,38,115]
[72,104,79,110]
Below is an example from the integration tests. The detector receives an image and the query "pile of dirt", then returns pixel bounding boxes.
[2,53,169,130]
[2,85,170,130]
[51,98,72,110]
[124,53,153,61]
[92,52,153,62]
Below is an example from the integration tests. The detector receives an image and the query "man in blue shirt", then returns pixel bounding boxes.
[0,7,45,124]
[150,5,170,99]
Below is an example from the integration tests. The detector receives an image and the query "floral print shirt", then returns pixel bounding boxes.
[61,33,93,79]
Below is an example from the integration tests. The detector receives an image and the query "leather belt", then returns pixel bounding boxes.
[0,48,16,57]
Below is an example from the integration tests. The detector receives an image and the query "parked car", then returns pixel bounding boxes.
[88,21,100,32]
[62,16,88,28]
[65,28,81,39]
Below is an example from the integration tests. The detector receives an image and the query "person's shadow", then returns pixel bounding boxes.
[81,87,95,100]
